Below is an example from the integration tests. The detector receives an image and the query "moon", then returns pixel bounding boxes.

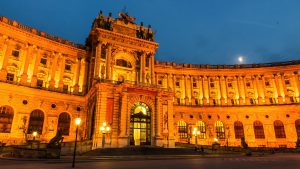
[238,56,244,63]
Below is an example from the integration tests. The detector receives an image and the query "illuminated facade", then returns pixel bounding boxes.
[0,12,299,149]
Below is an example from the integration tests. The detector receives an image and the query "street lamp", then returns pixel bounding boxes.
[72,117,81,168]
[192,127,200,150]
[32,131,37,141]
[100,122,110,148]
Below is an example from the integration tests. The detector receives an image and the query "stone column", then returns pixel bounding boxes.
[184,75,189,104]
[274,74,283,103]
[167,73,171,91]
[280,73,288,103]
[255,75,265,104]
[58,55,66,91]
[292,72,299,100]
[48,52,59,90]
[295,72,300,101]
[237,76,245,104]
[82,59,88,93]
[0,40,12,81]
[73,57,82,94]
[139,52,146,83]
[173,74,176,93]
[225,76,230,105]
[155,95,162,139]
[190,76,194,104]
[106,44,112,80]
[151,55,155,84]
[202,76,209,105]
[233,76,239,104]
[198,76,204,104]
[31,48,42,86]
[219,76,226,105]
[167,99,175,147]
[94,41,102,79]
[20,44,32,85]
[243,76,249,104]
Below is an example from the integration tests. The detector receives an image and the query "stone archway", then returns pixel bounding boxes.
[129,102,151,146]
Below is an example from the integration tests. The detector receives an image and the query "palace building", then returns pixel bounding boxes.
[0,11,299,149]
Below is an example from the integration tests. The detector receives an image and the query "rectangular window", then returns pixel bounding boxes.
[36,79,43,88]
[101,46,106,59]
[250,98,255,105]
[265,81,270,87]
[212,99,217,105]
[146,57,150,67]
[269,98,274,104]
[285,80,290,86]
[40,57,47,65]
[195,99,199,105]
[193,80,197,88]
[6,73,14,82]
[63,84,68,93]
[158,80,162,85]
[290,97,295,103]
[231,99,235,105]
[65,64,71,71]
[176,80,180,87]
[228,82,232,88]
[11,50,19,57]
[177,98,180,104]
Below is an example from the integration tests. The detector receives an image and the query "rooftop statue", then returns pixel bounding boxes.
[118,12,136,24]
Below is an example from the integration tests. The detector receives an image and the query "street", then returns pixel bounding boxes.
[0,154,299,169]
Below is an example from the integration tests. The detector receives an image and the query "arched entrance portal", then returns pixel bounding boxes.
[130,102,151,146]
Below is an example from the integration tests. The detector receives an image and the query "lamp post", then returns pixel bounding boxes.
[100,122,110,148]
[32,131,37,141]
[192,127,200,150]
[72,117,81,168]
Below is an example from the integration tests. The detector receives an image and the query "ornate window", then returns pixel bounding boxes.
[65,64,71,71]
[195,121,206,139]
[295,119,300,139]
[253,121,265,139]
[57,112,71,136]
[178,120,188,139]
[6,73,14,82]
[274,120,286,138]
[11,49,19,58]
[215,121,225,139]
[234,121,244,139]
[193,79,197,88]
[116,59,132,68]
[0,106,14,133]
[40,57,47,65]
[28,110,44,134]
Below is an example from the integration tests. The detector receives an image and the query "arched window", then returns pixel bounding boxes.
[215,121,225,139]
[274,120,286,138]
[116,59,132,68]
[0,106,14,133]
[57,112,71,136]
[195,121,206,139]
[234,121,244,139]
[253,121,265,139]
[178,120,188,139]
[296,119,300,139]
[28,110,44,134]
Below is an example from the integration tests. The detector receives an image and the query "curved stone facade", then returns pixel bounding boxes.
[0,13,299,149]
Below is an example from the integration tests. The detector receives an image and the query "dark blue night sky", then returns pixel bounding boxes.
[1,0,300,64]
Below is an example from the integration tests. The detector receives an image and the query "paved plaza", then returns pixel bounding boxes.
[0,153,299,169]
